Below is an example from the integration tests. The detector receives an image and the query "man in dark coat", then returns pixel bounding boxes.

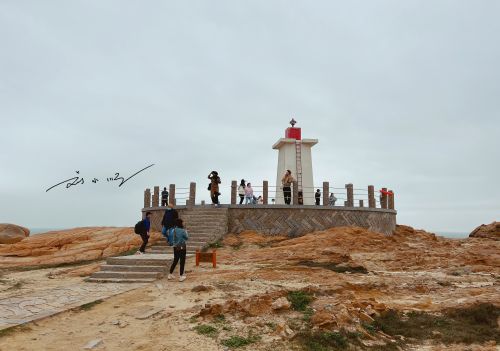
[161,203,179,230]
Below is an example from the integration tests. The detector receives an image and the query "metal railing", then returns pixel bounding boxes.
[144,180,395,210]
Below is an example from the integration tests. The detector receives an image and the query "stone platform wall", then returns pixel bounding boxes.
[143,205,397,236]
[227,206,396,236]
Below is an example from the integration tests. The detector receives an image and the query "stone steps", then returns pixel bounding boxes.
[106,256,171,266]
[87,254,173,283]
[152,208,228,253]
[101,265,167,273]
[88,208,228,283]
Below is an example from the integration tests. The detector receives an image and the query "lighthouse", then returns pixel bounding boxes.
[273,119,318,205]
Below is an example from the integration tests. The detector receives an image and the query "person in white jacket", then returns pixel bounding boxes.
[238,179,246,205]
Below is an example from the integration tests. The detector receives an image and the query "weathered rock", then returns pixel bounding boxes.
[0,223,30,244]
[0,227,162,268]
[271,297,291,311]
[469,222,500,240]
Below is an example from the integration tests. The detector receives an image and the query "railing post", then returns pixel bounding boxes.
[231,180,237,205]
[263,180,268,205]
[144,188,151,208]
[359,200,364,207]
[388,189,395,210]
[169,184,176,206]
[381,187,388,209]
[292,181,299,205]
[189,182,196,208]
[322,182,329,206]
[368,185,375,208]
[152,186,159,207]
[346,183,354,207]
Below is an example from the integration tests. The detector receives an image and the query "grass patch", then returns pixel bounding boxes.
[298,261,368,274]
[303,307,314,323]
[296,331,347,350]
[208,239,223,249]
[221,335,260,348]
[287,290,314,312]
[194,324,218,337]
[79,299,103,311]
[361,322,377,334]
[213,314,226,323]
[374,303,500,344]
[265,322,277,330]
[0,325,32,338]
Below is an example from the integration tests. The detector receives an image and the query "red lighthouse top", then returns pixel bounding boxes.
[285,118,301,140]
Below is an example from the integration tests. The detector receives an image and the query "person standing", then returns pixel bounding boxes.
[315,189,321,205]
[161,187,169,206]
[208,171,221,206]
[161,203,178,234]
[237,179,246,205]
[245,182,254,204]
[137,211,151,255]
[329,193,337,206]
[281,170,294,205]
[168,218,189,282]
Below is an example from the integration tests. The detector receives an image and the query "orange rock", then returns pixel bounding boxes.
[0,223,30,244]
[0,227,161,268]
[469,222,500,240]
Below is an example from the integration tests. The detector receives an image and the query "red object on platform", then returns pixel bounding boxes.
[285,127,301,140]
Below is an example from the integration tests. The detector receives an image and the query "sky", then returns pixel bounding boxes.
[0,1,499,234]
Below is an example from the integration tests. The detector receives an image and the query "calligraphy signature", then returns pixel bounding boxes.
[45,164,155,192]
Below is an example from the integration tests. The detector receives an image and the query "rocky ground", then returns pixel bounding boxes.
[0,225,499,350]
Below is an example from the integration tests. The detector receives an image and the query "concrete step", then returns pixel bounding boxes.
[86,277,157,283]
[90,271,163,279]
[106,255,172,266]
[101,265,167,273]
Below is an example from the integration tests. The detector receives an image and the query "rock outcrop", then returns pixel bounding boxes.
[469,221,500,240]
[0,227,162,268]
[0,223,30,244]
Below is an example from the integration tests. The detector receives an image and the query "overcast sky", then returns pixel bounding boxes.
[1,1,499,233]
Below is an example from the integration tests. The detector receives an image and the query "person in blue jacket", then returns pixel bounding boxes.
[168,218,189,282]
[137,211,151,255]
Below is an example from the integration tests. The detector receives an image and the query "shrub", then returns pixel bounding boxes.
[287,291,314,311]
[194,324,218,337]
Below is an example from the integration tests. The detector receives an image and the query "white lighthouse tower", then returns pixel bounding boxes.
[273,119,318,205]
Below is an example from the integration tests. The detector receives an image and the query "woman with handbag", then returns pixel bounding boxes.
[168,218,189,282]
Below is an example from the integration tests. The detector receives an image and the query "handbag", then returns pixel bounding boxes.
[208,183,212,191]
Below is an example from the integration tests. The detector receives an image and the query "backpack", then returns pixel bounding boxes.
[134,220,146,235]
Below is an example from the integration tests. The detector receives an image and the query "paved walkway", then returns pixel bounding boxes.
[0,282,146,330]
